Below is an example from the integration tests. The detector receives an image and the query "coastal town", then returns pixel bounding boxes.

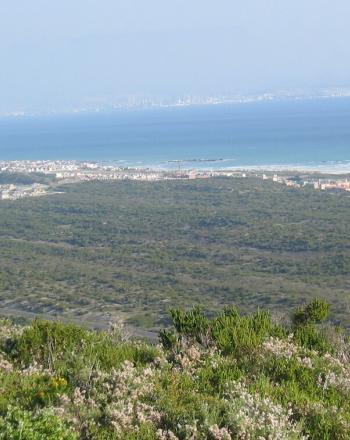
[0,183,51,201]
[262,173,350,191]
[0,160,349,201]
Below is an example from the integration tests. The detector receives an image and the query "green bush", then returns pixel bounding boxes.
[5,320,157,374]
[212,307,285,355]
[0,406,77,440]
[292,298,330,327]
[161,306,286,356]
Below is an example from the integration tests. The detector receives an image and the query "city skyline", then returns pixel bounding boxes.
[2,86,350,119]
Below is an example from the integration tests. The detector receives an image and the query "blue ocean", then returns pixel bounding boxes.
[0,98,349,170]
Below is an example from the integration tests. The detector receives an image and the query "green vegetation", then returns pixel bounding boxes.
[0,172,55,185]
[0,177,349,329]
[1,300,350,439]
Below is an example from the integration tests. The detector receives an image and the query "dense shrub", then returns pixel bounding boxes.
[4,319,158,374]
[292,298,330,327]
[0,406,77,439]
[1,299,350,439]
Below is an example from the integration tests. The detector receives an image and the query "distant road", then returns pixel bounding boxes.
[0,306,158,342]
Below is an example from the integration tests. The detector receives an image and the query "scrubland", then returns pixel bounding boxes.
[0,178,349,329]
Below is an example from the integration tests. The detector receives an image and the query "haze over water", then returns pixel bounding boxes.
[0,98,349,171]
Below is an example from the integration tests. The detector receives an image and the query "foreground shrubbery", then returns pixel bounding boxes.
[1,299,350,439]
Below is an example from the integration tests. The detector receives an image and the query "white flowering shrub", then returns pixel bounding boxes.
[223,382,306,440]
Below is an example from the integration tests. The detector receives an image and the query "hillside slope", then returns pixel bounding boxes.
[0,299,349,439]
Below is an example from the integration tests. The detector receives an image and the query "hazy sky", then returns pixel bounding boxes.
[1,0,350,113]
